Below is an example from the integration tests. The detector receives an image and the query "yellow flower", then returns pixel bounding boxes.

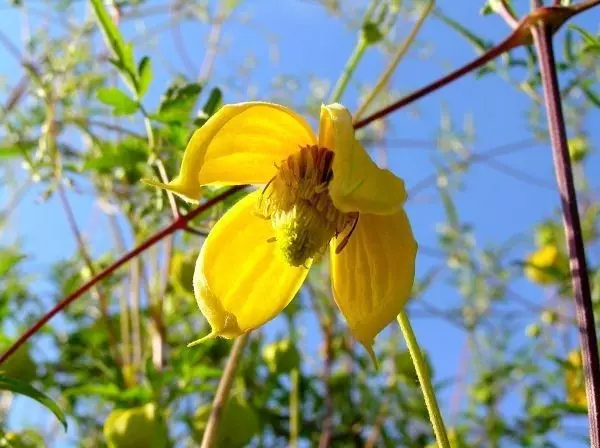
[146,102,417,357]
[524,245,568,285]
[565,350,587,407]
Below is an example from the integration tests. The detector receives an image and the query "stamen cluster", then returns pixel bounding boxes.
[258,145,355,267]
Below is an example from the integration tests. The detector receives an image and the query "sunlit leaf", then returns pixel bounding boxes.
[0,375,67,431]
[137,56,153,98]
[97,87,139,116]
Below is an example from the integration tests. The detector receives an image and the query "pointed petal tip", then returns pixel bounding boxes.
[142,177,201,203]
[362,341,379,369]
[187,331,218,347]
[141,178,168,189]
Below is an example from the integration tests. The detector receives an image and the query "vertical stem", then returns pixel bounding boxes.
[354,0,434,121]
[532,24,600,446]
[397,311,450,448]
[56,184,121,365]
[329,38,369,104]
[318,321,334,448]
[289,368,299,448]
[129,258,142,371]
[201,333,250,448]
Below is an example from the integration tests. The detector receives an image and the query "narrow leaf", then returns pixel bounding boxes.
[0,375,67,431]
[435,11,492,53]
[156,82,203,123]
[89,0,138,91]
[97,87,139,116]
[137,56,153,98]
[580,82,600,108]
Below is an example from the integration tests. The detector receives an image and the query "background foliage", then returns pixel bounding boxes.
[0,0,599,446]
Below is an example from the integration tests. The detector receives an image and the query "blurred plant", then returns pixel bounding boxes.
[0,0,599,447]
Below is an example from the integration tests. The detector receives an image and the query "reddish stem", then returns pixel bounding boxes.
[532,24,600,446]
[0,186,244,366]
[353,33,519,129]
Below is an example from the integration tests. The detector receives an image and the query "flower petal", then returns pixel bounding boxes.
[319,103,407,215]
[191,191,310,343]
[329,209,417,355]
[148,102,316,202]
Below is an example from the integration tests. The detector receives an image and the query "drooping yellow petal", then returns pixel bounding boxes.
[329,209,417,355]
[319,103,407,215]
[190,191,310,344]
[147,102,316,202]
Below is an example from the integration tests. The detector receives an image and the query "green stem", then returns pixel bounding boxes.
[329,37,369,104]
[289,368,299,448]
[354,0,434,121]
[201,333,250,448]
[397,311,450,448]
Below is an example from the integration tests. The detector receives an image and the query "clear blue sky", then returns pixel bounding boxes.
[1,0,599,446]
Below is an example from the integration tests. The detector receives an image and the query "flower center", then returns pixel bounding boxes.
[257,145,358,267]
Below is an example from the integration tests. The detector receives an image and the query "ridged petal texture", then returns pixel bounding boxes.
[145,102,316,202]
[330,209,417,357]
[190,191,310,344]
[319,104,407,215]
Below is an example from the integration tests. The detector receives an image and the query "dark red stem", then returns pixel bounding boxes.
[353,34,517,129]
[0,185,245,366]
[532,24,600,446]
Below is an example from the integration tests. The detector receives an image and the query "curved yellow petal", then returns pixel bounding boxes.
[191,191,310,342]
[319,103,407,215]
[329,209,417,354]
[148,102,316,202]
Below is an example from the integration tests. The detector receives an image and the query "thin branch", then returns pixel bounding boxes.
[353,3,598,130]
[495,0,519,28]
[200,333,250,448]
[0,185,246,366]
[318,320,334,448]
[408,138,542,198]
[532,23,600,446]
[353,25,521,129]
[57,184,121,365]
[354,0,434,121]
[199,6,226,83]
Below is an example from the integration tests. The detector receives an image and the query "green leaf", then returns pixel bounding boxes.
[89,0,138,92]
[563,29,575,64]
[480,0,516,18]
[570,25,600,54]
[436,11,492,53]
[0,147,22,159]
[0,248,25,277]
[581,81,600,108]
[194,88,223,127]
[0,375,67,431]
[137,56,153,98]
[156,82,203,124]
[97,87,139,116]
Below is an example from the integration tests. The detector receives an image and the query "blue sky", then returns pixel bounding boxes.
[1,0,599,446]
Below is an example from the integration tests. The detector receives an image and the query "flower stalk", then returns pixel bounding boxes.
[200,333,250,448]
[532,22,600,446]
[397,311,450,448]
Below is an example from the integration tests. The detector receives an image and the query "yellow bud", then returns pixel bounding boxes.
[524,245,568,285]
[568,136,589,163]
[525,323,541,338]
[541,309,559,325]
[565,350,587,407]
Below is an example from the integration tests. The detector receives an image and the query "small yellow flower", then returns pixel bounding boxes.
[147,102,417,357]
[565,350,587,407]
[524,245,568,285]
